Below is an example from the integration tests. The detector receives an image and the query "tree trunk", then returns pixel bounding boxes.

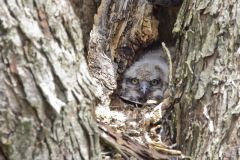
[0,0,100,159]
[88,0,240,159]
[1,0,239,159]
[173,0,240,159]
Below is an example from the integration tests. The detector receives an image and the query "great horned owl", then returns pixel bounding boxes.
[120,48,169,104]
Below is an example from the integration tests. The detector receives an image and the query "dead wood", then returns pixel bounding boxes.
[98,121,189,160]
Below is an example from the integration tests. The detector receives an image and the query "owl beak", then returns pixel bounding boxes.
[139,82,150,95]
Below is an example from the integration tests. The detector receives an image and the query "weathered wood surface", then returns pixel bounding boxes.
[0,0,100,159]
[1,0,238,159]
[87,0,179,105]
[88,0,161,105]
[89,0,240,159]
[173,0,240,159]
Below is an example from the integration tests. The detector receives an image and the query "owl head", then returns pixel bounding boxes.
[119,51,169,104]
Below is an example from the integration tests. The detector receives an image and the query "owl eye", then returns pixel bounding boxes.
[150,79,159,86]
[131,78,139,85]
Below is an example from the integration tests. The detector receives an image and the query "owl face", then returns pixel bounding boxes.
[120,51,169,104]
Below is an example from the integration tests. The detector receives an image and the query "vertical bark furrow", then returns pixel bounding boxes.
[174,0,240,159]
[0,0,100,159]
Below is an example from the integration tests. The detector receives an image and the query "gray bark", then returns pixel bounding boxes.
[1,0,239,159]
[0,0,100,160]
[69,0,99,48]
[173,0,240,159]
[89,0,240,159]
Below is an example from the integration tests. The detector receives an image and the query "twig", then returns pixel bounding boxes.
[161,42,173,90]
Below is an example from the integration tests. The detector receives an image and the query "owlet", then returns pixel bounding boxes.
[119,48,169,104]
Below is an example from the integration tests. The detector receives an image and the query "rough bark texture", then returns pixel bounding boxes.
[1,0,238,159]
[0,0,100,159]
[173,0,240,159]
[88,0,178,105]
[69,0,99,48]
[89,0,240,159]
[88,0,184,159]
[88,0,157,105]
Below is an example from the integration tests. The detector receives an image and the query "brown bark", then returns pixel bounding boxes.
[88,0,183,159]
[173,0,240,159]
[0,0,100,159]
[1,0,238,159]
[98,122,178,160]
[88,0,178,105]
[89,0,240,159]
[69,0,99,48]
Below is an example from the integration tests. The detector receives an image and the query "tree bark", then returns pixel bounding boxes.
[69,0,99,49]
[89,0,240,159]
[0,0,100,159]
[88,0,178,105]
[173,0,240,159]
[1,0,239,159]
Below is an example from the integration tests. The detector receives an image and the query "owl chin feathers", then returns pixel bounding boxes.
[119,48,169,105]
[119,88,164,105]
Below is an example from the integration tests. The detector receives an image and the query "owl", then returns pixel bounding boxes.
[119,48,169,104]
